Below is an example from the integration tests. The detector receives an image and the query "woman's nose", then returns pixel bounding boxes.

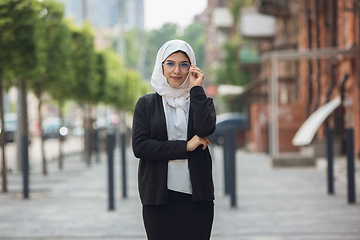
[173,65,181,73]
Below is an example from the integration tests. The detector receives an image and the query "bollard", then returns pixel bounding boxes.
[22,135,29,199]
[223,135,230,196]
[346,128,356,204]
[85,128,91,167]
[94,129,100,163]
[224,130,237,208]
[326,128,334,194]
[107,133,116,211]
[120,133,127,198]
[212,113,245,208]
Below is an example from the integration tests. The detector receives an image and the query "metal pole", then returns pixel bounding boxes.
[120,133,127,198]
[223,135,229,195]
[273,58,279,157]
[94,129,100,163]
[85,128,91,167]
[269,57,279,158]
[22,135,29,199]
[225,130,237,208]
[326,128,334,194]
[346,128,356,203]
[20,78,29,199]
[16,87,23,171]
[107,133,116,211]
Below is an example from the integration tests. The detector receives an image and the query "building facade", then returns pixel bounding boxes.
[205,0,360,158]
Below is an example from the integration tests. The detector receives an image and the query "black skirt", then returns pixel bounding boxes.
[142,190,214,240]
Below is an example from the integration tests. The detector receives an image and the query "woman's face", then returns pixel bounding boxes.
[162,52,190,88]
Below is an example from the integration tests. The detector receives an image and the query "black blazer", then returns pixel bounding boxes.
[132,86,216,205]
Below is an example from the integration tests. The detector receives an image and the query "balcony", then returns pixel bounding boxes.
[212,7,233,28]
[254,0,289,17]
[240,7,275,39]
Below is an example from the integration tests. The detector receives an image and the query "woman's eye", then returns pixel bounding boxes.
[166,62,175,66]
[180,63,189,67]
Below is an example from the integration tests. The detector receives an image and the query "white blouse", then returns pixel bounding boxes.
[162,97,192,194]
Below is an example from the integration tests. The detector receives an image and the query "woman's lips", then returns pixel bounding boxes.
[171,77,182,81]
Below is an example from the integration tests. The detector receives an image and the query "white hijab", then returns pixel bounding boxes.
[151,39,196,112]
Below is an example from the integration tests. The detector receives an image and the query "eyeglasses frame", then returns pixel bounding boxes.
[162,61,191,73]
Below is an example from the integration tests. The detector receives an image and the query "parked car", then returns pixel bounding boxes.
[42,117,68,139]
[0,113,18,143]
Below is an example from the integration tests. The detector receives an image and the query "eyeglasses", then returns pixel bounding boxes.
[162,61,191,73]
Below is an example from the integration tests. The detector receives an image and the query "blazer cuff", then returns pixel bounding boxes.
[190,86,206,98]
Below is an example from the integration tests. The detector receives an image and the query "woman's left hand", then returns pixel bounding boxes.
[189,65,204,88]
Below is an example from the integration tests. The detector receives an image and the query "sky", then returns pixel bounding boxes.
[144,0,208,31]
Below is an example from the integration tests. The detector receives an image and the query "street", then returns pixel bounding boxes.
[0,145,360,239]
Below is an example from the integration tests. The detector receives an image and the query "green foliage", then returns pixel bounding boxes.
[101,49,150,111]
[214,0,253,113]
[102,49,124,106]
[33,0,74,101]
[0,0,45,85]
[93,50,107,102]
[124,28,142,70]
[0,2,190,113]
[119,69,144,111]
[68,21,96,103]
[149,23,179,44]
[181,22,205,70]
[230,0,252,27]
[143,23,179,80]
[47,18,74,103]
[214,38,250,86]
[230,0,242,27]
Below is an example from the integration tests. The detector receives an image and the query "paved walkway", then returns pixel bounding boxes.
[0,146,360,240]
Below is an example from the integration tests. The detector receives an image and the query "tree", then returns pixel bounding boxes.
[68,21,96,164]
[100,49,149,111]
[101,49,125,107]
[119,69,149,112]
[0,0,45,193]
[34,0,74,172]
[68,21,96,103]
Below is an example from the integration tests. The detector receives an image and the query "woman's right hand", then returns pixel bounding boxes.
[187,135,211,151]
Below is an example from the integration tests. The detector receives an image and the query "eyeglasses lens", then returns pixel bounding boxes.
[164,62,190,73]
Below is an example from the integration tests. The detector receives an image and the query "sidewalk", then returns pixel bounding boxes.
[0,146,360,239]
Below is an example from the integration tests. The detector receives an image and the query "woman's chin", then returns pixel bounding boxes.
[168,80,185,88]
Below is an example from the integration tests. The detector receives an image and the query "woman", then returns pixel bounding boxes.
[132,39,216,240]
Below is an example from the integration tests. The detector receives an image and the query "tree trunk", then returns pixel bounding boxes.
[58,100,64,170]
[0,77,7,193]
[37,92,47,175]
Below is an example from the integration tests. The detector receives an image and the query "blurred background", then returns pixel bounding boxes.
[1,0,360,238]
[1,0,359,174]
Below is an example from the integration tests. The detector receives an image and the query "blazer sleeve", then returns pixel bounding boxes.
[190,86,216,137]
[132,95,188,161]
